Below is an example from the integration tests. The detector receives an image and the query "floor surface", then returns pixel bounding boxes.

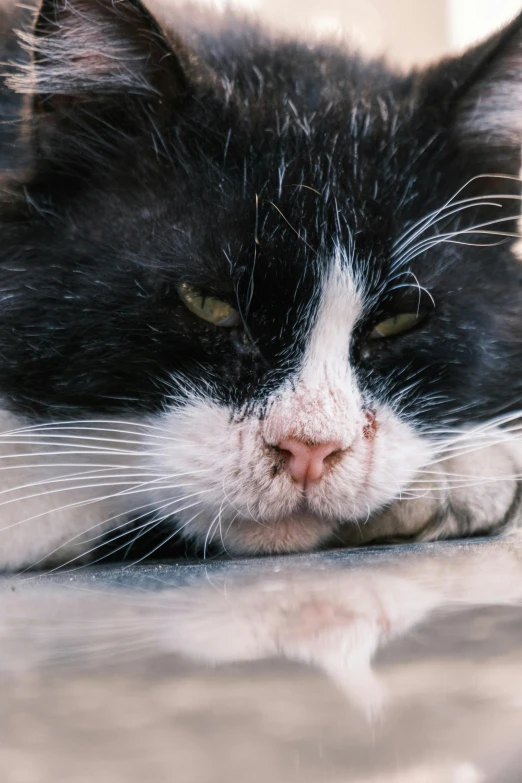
[2,538,522,783]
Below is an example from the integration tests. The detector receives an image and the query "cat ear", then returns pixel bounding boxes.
[8,0,190,138]
[448,11,522,150]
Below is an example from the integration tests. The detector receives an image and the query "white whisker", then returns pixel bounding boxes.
[0,418,177,437]
[0,476,208,535]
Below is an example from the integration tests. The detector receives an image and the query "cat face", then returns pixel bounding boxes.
[2,0,522,558]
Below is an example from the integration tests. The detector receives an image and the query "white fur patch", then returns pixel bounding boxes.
[263,261,363,449]
[0,410,137,571]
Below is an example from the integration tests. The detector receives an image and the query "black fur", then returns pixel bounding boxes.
[0,0,522,432]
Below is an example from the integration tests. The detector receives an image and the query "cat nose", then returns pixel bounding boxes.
[276,438,344,488]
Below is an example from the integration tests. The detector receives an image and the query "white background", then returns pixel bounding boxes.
[173,0,522,67]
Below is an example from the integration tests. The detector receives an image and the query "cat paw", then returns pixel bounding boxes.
[342,441,522,545]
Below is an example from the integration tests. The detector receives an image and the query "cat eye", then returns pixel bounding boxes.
[369,312,425,339]
[177,283,241,327]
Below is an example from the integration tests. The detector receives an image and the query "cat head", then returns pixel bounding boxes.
[3,0,522,555]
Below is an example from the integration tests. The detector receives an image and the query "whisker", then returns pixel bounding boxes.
[0,476,205,534]
[83,500,206,572]
[21,498,171,573]
[392,173,522,257]
[121,508,205,569]
[203,511,221,560]
[392,198,506,260]
[0,447,152,458]
[264,200,317,254]
[36,494,211,576]
[0,462,166,473]
[0,433,162,448]
[395,215,520,268]
[0,418,178,437]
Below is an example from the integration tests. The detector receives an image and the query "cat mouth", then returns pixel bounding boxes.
[209,451,377,556]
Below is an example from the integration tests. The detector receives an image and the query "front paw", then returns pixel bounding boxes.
[341,442,521,545]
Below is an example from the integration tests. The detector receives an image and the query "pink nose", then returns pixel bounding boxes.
[276,438,344,488]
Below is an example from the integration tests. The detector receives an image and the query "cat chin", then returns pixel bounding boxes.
[217,512,336,556]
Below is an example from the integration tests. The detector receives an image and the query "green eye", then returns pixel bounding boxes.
[177,283,241,327]
[369,312,425,339]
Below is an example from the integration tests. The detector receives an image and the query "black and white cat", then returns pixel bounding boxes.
[1,0,522,569]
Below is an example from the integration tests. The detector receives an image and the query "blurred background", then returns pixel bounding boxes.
[161,0,522,68]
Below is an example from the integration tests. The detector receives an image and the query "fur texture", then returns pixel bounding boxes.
[1,1,522,568]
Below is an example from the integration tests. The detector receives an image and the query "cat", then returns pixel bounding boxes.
[1,0,522,570]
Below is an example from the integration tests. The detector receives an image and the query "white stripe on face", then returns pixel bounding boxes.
[263,254,365,448]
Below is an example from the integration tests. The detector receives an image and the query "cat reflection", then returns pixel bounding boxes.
[5,543,522,721]
[159,545,522,717]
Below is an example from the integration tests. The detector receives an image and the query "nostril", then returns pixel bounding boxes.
[272,445,293,462]
[323,446,343,465]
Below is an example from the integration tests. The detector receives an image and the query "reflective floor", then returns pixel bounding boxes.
[2,537,522,782]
